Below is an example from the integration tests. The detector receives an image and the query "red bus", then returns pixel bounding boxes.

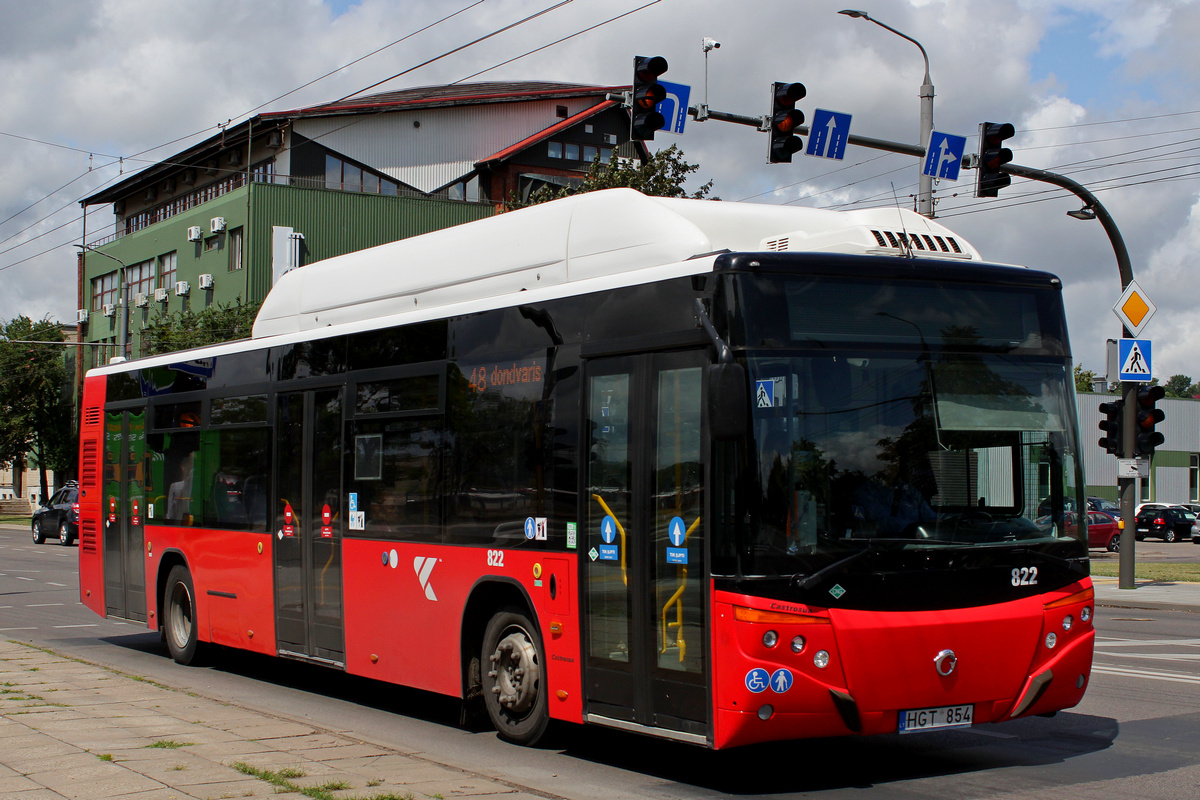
[78,189,1094,748]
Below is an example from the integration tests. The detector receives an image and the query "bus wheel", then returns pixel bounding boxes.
[482,608,548,745]
[164,565,200,665]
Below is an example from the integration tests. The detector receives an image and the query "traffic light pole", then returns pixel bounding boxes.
[999,163,1138,589]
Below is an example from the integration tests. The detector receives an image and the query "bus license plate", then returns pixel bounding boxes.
[898,704,973,733]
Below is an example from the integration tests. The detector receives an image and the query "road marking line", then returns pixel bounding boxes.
[0,627,37,631]
[45,582,67,587]
[15,576,33,581]
[1092,665,1200,685]
[27,603,65,607]
[51,624,98,629]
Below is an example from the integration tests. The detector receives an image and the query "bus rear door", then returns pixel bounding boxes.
[274,388,346,666]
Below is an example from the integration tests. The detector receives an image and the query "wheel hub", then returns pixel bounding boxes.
[488,629,540,713]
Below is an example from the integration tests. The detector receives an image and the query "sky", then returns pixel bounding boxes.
[2,0,1198,384]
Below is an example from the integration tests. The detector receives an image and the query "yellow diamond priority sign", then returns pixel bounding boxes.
[1113,281,1156,337]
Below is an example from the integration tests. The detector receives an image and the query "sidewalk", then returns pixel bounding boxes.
[1092,575,1200,614]
[0,640,545,800]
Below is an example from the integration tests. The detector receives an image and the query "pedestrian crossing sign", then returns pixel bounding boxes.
[1118,338,1152,382]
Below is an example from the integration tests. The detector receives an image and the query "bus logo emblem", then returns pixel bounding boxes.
[413,556,438,601]
[934,649,957,676]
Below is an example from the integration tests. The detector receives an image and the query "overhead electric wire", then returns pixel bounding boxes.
[452,0,663,84]
[333,0,577,102]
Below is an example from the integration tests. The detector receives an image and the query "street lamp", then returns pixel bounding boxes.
[75,244,129,363]
[839,9,935,217]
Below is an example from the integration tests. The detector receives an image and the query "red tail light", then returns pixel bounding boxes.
[1154,517,1166,525]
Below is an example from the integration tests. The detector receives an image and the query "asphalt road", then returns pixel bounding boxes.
[3,523,1200,799]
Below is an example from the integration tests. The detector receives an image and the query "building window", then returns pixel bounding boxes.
[447,175,482,203]
[583,145,598,164]
[158,251,177,289]
[556,105,568,118]
[547,142,563,159]
[565,143,580,161]
[128,259,155,299]
[1191,454,1199,501]
[204,236,220,252]
[91,272,119,311]
[325,153,399,194]
[229,227,244,271]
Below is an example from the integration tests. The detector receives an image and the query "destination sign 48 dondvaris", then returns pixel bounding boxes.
[465,358,545,394]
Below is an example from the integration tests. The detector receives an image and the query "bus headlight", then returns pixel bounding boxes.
[1080,606,1092,623]
[814,650,830,669]
[1045,632,1057,649]
[1062,615,1074,631]
[763,630,778,648]
[791,635,805,653]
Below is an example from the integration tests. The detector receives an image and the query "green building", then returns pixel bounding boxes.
[78,81,636,367]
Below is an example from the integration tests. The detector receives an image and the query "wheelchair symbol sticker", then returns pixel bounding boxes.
[746,668,770,694]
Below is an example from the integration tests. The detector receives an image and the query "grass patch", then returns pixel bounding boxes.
[0,515,31,525]
[97,753,113,762]
[1090,561,1200,583]
[230,761,411,800]
[168,763,188,771]
[146,739,192,749]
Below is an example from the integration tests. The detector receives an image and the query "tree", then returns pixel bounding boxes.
[512,144,716,208]
[1163,374,1196,398]
[140,297,262,356]
[0,316,75,502]
[1074,364,1098,393]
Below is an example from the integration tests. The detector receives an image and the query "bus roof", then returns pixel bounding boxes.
[252,189,980,338]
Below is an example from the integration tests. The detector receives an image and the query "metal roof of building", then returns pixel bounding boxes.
[265,81,624,118]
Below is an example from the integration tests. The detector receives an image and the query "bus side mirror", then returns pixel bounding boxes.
[708,362,748,441]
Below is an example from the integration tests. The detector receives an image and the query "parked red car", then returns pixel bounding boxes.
[1085,510,1121,552]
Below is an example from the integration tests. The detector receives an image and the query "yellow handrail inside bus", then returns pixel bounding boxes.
[591,494,628,587]
[660,515,701,662]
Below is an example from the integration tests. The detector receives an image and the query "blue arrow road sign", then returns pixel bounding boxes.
[923,131,967,181]
[1118,338,1153,382]
[806,109,852,160]
[657,81,691,135]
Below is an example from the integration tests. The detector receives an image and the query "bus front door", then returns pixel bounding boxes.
[274,389,346,666]
[583,351,709,740]
[102,409,147,622]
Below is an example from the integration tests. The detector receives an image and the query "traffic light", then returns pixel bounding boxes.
[631,55,668,141]
[1098,399,1124,456]
[1133,384,1166,456]
[769,82,806,163]
[976,121,1015,197]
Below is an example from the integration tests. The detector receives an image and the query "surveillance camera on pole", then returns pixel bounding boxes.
[702,37,720,52]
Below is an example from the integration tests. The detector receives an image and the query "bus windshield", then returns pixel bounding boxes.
[724,271,1086,579]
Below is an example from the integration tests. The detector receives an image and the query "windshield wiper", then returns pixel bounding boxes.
[791,545,874,591]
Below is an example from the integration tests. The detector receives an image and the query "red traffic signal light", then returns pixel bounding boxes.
[1134,384,1165,456]
[976,121,1014,197]
[631,55,668,141]
[769,82,806,163]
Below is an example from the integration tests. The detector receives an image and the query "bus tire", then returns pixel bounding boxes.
[164,565,201,665]
[482,607,549,745]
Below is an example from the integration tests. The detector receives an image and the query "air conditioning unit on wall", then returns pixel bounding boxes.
[198,273,214,290]
[134,293,149,308]
[154,287,170,302]
[210,217,226,233]
[76,309,89,324]
[187,226,202,242]
[175,280,190,296]
[102,304,116,317]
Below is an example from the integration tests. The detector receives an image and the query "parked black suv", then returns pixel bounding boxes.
[1135,505,1196,543]
[31,481,79,546]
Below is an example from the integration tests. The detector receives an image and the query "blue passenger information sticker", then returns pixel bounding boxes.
[770,668,793,693]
